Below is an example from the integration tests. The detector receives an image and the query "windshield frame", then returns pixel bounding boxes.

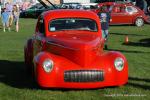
[48,18,98,32]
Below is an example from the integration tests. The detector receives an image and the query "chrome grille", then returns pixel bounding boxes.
[64,70,104,82]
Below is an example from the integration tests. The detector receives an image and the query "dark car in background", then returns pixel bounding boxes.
[59,3,98,10]
[20,3,55,18]
[59,3,81,9]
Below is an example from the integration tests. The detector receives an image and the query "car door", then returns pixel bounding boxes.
[124,6,139,23]
[33,16,46,56]
[111,5,132,25]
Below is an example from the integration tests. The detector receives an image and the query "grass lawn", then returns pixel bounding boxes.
[0,18,150,100]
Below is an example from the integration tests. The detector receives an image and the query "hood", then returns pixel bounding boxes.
[38,0,57,9]
[45,32,102,67]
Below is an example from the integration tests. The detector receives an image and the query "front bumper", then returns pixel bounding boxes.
[35,66,128,89]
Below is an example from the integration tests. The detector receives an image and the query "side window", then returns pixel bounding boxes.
[37,16,45,35]
[126,6,138,13]
[113,6,121,13]
[126,6,132,12]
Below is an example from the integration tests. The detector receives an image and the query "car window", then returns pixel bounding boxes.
[126,6,138,13]
[49,18,98,32]
[113,6,122,13]
[60,3,81,9]
[39,6,45,10]
[37,5,43,9]
[29,4,43,10]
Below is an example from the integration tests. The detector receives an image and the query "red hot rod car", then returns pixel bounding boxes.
[24,9,128,89]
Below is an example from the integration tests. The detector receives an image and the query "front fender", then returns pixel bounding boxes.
[34,52,53,85]
[99,51,128,86]
[33,51,65,87]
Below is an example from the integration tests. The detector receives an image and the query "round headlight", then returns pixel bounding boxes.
[114,58,124,71]
[43,59,54,73]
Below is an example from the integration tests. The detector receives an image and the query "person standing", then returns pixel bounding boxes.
[1,8,9,32]
[13,4,20,32]
[98,6,111,50]
[143,0,148,13]
[5,2,13,31]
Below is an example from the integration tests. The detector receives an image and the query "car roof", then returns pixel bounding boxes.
[43,9,100,21]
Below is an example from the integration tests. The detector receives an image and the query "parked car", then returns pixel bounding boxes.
[80,3,98,10]
[24,9,128,89]
[95,2,150,27]
[20,3,55,18]
[59,3,81,9]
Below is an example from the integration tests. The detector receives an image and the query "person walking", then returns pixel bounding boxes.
[1,8,10,32]
[13,4,20,32]
[97,6,111,50]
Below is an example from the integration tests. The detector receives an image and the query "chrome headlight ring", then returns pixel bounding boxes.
[114,57,124,71]
[42,59,54,73]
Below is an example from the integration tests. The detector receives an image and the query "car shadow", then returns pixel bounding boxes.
[0,60,39,89]
[123,38,150,47]
[1,60,150,91]
[0,60,97,91]
[129,77,150,83]
[111,24,133,27]
[110,32,146,36]
[0,60,105,91]
[0,25,3,29]
[107,48,150,54]
[128,77,150,90]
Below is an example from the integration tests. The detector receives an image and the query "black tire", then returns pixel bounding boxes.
[148,6,150,14]
[135,18,144,27]
[24,39,34,76]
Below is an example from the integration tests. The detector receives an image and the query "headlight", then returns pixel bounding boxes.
[43,59,54,73]
[114,58,124,71]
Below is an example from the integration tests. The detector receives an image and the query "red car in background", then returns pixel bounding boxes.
[95,2,150,27]
[24,9,128,89]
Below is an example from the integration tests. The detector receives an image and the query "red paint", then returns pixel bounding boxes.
[24,9,128,89]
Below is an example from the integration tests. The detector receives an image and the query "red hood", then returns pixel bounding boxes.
[46,31,102,67]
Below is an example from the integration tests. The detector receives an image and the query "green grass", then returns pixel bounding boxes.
[0,18,150,100]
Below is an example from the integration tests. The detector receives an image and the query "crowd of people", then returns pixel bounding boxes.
[0,1,20,32]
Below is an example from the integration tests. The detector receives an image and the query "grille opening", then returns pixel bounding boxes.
[64,70,104,82]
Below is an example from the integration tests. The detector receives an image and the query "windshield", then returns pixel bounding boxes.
[49,18,98,32]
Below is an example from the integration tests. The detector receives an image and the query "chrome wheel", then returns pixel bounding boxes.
[135,18,144,27]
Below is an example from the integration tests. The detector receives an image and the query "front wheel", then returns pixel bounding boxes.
[135,18,144,27]
[148,6,150,14]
